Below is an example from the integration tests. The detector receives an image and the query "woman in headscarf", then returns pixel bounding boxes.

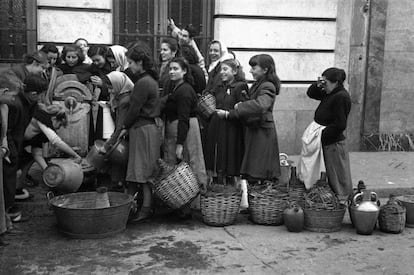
[107,45,129,72]
[205,40,234,93]
[101,71,134,191]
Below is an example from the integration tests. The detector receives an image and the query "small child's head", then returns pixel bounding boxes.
[62,45,84,67]
[38,103,68,129]
[23,74,48,104]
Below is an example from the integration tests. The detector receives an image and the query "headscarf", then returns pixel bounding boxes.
[109,45,129,72]
[208,40,234,73]
[106,71,134,111]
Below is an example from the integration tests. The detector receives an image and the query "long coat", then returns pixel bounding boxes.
[229,79,280,180]
[205,80,248,176]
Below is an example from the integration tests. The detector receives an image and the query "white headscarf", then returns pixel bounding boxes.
[106,71,134,111]
[208,40,234,73]
[109,45,129,72]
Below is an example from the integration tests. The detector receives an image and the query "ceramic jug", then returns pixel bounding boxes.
[350,191,380,235]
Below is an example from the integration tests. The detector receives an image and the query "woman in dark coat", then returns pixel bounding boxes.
[218,54,281,181]
[306,68,352,197]
[205,59,248,184]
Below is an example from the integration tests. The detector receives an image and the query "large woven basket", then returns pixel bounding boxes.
[197,93,216,119]
[248,190,288,225]
[201,191,241,226]
[304,205,346,232]
[153,160,200,209]
[379,196,406,234]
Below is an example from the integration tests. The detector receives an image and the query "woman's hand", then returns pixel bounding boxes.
[73,155,82,164]
[216,109,229,119]
[90,76,103,87]
[176,144,183,160]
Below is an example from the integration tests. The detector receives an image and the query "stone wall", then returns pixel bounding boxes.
[214,0,341,154]
[379,0,414,134]
[37,0,112,44]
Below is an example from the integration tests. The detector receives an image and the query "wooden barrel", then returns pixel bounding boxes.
[43,159,84,193]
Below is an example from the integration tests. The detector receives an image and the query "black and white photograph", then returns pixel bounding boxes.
[0,0,413,274]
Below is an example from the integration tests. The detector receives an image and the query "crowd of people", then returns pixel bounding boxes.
[0,21,352,236]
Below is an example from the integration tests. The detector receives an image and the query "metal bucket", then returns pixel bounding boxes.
[47,191,134,238]
[86,138,127,170]
[43,159,84,193]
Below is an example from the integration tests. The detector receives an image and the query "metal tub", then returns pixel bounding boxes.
[47,191,134,239]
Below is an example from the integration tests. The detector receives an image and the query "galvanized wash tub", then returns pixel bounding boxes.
[47,191,134,239]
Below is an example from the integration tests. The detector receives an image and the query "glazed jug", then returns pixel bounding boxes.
[350,191,380,235]
[348,180,366,226]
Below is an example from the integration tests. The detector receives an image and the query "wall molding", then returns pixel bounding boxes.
[37,6,111,13]
[228,47,334,53]
[214,14,336,22]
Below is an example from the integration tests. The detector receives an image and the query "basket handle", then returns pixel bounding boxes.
[46,191,55,208]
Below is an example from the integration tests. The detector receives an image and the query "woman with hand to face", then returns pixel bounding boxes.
[217,54,281,183]
[302,68,352,198]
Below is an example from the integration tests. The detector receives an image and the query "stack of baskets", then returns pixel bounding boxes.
[304,172,345,232]
[201,188,242,226]
[248,182,288,225]
[379,195,406,233]
[152,159,200,209]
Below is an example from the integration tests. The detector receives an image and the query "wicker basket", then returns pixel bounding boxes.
[248,190,288,225]
[304,205,346,232]
[379,195,406,234]
[153,159,200,209]
[201,191,242,226]
[197,93,216,119]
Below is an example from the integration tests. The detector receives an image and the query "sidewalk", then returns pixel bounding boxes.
[289,152,414,197]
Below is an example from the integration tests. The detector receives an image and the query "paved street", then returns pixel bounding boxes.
[1,152,414,274]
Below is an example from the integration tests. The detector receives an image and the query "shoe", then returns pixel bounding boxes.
[129,207,153,223]
[10,214,30,223]
[15,188,34,201]
[110,184,124,193]
[6,206,21,219]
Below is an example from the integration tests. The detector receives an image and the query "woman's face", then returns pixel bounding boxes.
[47,52,58,67]
[160,43,176,62]
[323,77,339,93]
[65,51,79,67]
[107,56,117,69]
[250,65,267,81]
[76,40,88,52]
[91,54,106,69]
[209,43,221,62]
[127,58,142,74]
[27,61,47,75]
[169,61,186,82]
[24,90,41,104]
[220,64,236,82]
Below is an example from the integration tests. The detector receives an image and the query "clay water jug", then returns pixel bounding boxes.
[350,191,380,235]
[348,180,366,226]
[283,203,304,232]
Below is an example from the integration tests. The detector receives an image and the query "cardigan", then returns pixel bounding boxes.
[307,83,351,146]
[122,73,160,129]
